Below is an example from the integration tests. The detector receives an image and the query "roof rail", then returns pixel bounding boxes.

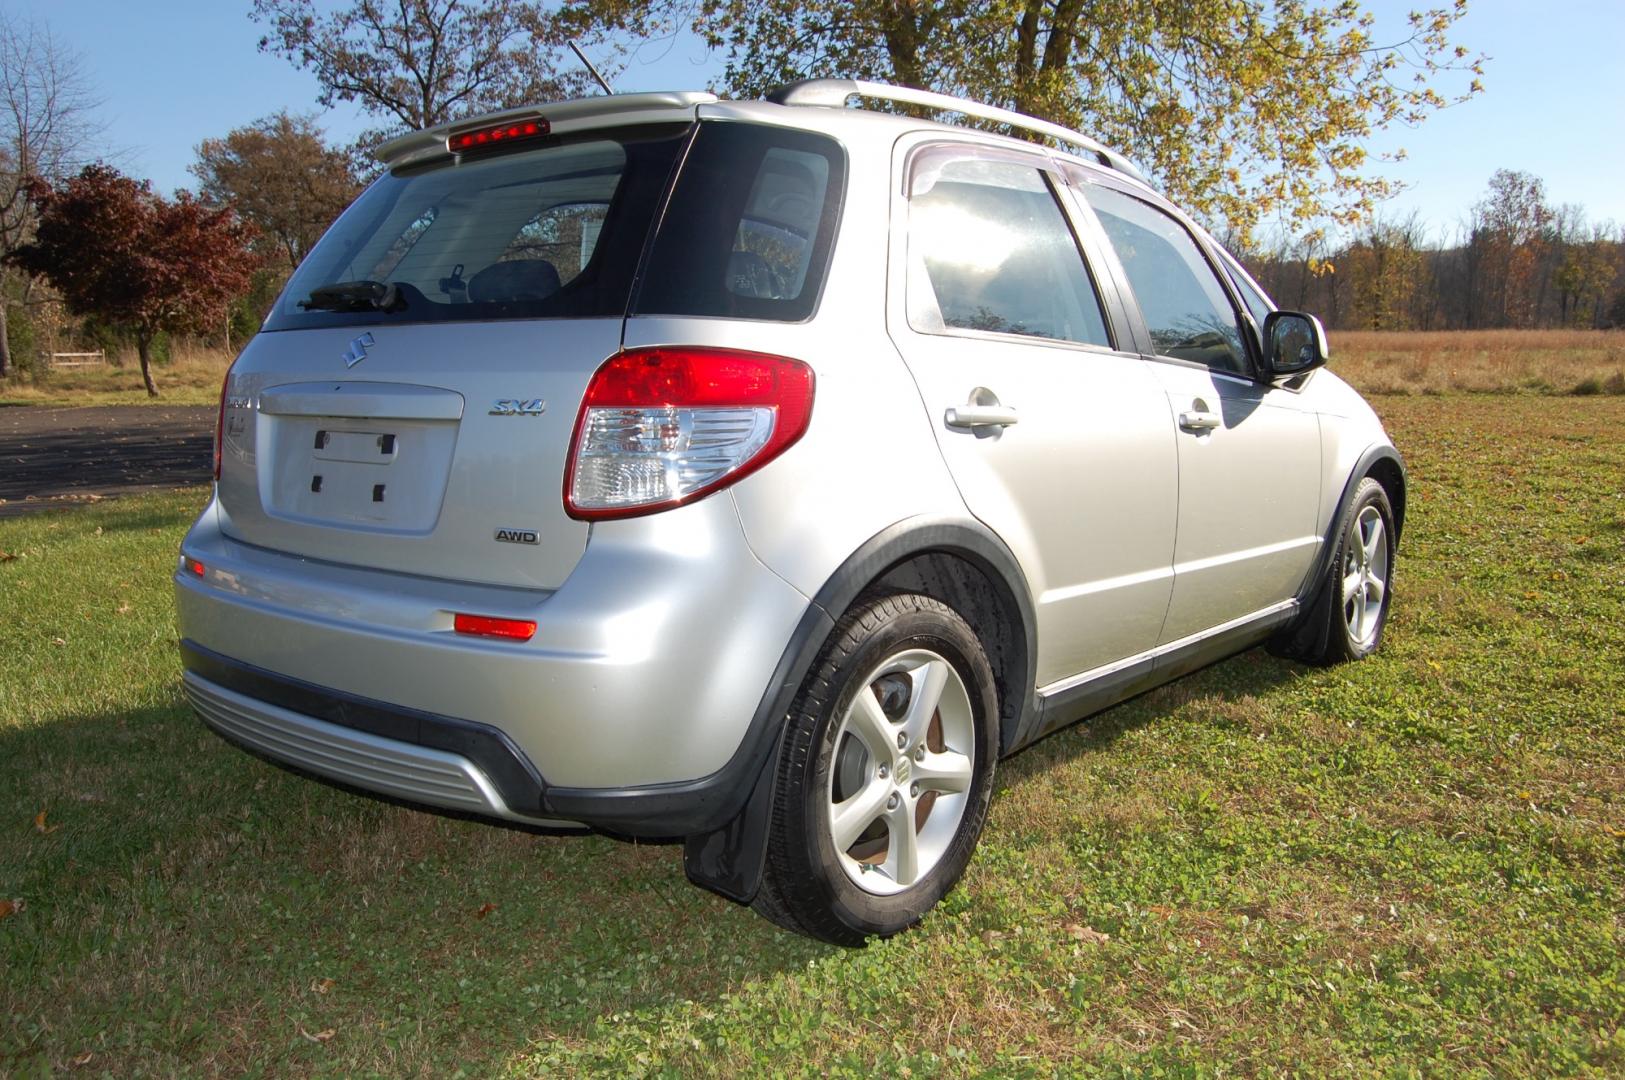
[766,79,1150,187]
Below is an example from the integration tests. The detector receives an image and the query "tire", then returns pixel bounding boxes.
[753,593,999,945]
[1309,477,1396,665]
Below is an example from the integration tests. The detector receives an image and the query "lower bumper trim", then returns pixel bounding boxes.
[184,671,578,826]
[179,640,551,816]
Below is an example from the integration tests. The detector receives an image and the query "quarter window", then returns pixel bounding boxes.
[635,123,845,322]
[1082,185,1251,375]
[907,157,1111,348]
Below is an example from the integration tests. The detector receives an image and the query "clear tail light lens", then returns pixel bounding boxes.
[564,347,814,520]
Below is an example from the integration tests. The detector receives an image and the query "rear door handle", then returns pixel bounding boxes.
[945,404,1020,428]
[1178,410,1220,432]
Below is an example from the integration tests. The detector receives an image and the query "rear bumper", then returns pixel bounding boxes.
[175,494,813,833]
[183,656,572,827]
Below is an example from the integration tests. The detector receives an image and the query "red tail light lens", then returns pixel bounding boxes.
[564,347,815,520]
[454,613,538,641]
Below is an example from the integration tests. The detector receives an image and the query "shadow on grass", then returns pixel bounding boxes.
[998,646,1309,787]
[0,695,824,1073]
[2,635,1311,1072]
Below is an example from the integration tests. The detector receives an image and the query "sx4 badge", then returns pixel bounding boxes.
[490,398,547,416]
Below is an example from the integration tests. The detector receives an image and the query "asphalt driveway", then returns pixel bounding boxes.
[0,404,214,517]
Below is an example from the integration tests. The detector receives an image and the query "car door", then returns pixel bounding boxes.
[886,143,1179,686]
[1076,182,1322,643]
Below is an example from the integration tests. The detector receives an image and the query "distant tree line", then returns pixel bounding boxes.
[12,0,1591,396]
[1242,170,1624,331]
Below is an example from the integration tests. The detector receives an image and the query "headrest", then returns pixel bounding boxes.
[467,259,562,303]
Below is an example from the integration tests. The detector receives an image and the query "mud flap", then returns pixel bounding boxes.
[682,743,779,904]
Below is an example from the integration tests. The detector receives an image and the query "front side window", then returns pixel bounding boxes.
[1082,185,1251,376]
[1217,248,1275,329]
[906,156,1111,347]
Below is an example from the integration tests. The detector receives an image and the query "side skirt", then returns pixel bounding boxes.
[1028,600,1298,744]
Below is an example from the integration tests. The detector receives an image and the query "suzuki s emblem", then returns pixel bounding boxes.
[490,398,547,416]
[341,332,375,368]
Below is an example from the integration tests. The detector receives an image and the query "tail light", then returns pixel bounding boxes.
[212,366,232,481]
[564,347,815,520]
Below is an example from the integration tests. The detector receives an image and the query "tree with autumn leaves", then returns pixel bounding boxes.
[7,165,261,396]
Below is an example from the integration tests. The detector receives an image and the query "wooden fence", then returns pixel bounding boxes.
[41,350,106,369]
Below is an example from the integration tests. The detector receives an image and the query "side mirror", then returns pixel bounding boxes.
[1261,311,1329,379]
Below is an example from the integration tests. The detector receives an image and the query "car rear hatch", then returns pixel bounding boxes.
[216,99,706,590]
[216,94,850,592]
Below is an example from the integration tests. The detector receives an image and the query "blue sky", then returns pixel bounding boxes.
[9,0,1623,241]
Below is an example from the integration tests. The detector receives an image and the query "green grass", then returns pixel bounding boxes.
[2,395,1622,1076]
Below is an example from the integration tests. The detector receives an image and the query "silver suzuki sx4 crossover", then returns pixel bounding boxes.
[176,80,1404,944]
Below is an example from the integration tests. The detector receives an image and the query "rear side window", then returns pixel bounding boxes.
[634,122,845,322]
[265,125,690,331]
[1082,185,1251,376]
[906,157,1111,347]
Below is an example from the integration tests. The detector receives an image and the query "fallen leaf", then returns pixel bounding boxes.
[115,603,132,615]
[34,809,59,834]
[0,550,14,562]
[50,637,66,647]
[980,929,1005,946]
[299,1026,336,1044]
[93,527,103,536]
[474,902,497,920]
[310,977,335,995]
[69,1052,94,1068]
[0,898,22,919]
[1065,924,1111,945]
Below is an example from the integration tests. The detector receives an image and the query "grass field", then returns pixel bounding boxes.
[1330,329,1625,397]
[0,344,233,408]
[2,393,1622,1076]
[1,329,1623,409]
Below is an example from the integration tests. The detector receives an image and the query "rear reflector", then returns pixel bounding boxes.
[447,116,550,154]
[183,557,206,577]
[454,613,538,641]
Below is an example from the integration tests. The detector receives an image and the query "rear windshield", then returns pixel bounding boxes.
[265,124,690,331]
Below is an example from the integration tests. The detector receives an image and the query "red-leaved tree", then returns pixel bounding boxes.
[7,164,260,395]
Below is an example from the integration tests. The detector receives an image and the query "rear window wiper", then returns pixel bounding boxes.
[298,280,407,313]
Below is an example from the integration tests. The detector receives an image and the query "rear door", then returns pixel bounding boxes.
[216,124,692,590]
[886,142,1179,686]
[1076,182,1322,641]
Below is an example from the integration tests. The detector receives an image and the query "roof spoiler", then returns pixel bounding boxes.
[374,91,719,168]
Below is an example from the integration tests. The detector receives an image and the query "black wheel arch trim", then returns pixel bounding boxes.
[1273,443,1406,657]
[667,514,1039,903]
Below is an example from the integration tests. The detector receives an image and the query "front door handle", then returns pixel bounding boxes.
[945,404,1020,428]
[1178,410,1220,432]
